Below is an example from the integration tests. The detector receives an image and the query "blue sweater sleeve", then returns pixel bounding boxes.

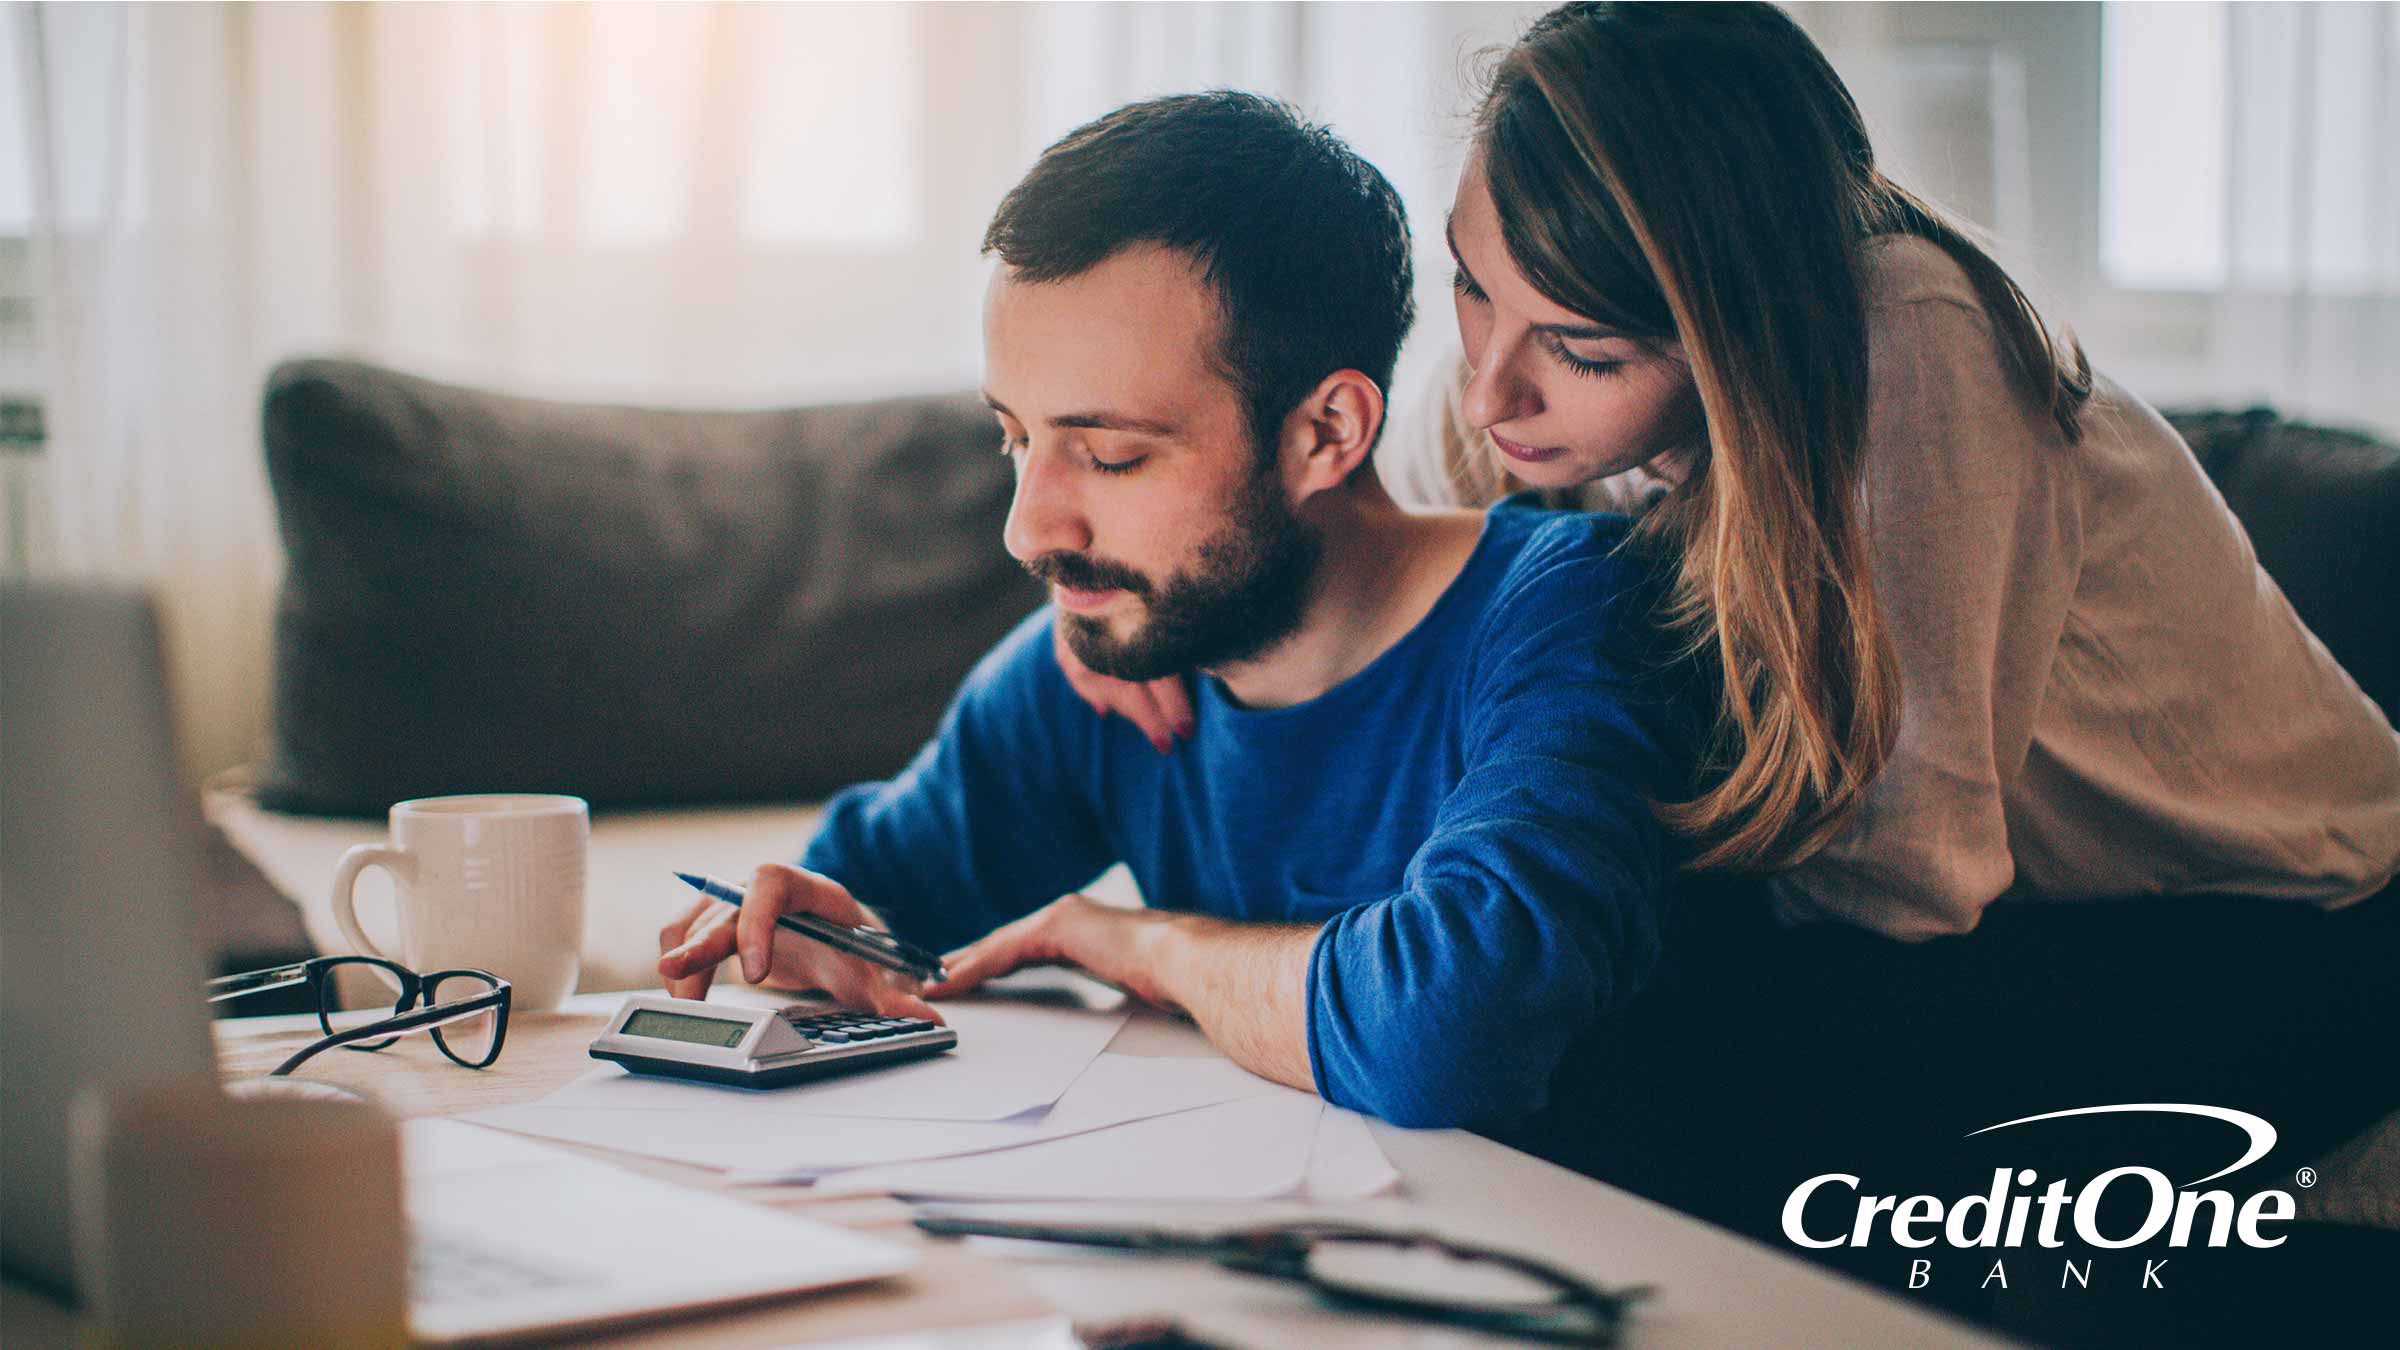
[799,608,1116,954]
[1304,525,1687,1129]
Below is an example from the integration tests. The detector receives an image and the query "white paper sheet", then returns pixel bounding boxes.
[813,1091,1328,1201]
[548,996,1132,1122]
[461,1053,1285,1176]
[400,1121,916,1344]
[407,1115,596,1179]
[1300,1106,1402,1199]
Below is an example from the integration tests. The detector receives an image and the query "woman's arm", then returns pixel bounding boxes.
[1772,284,2084,936]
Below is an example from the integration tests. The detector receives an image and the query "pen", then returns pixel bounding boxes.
[672,871,949,984]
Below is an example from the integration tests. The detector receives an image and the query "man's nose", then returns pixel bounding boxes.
[1460,333,1541,433]
[1002,444,1093,563]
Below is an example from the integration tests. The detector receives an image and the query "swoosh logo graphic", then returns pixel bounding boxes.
[1965,1103,2278,1187]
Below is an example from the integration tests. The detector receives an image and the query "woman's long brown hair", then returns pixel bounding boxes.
[1479,2,2092,872]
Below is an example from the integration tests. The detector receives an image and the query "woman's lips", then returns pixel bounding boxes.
[1491,431,1571,465]
[1054,585,1121,614]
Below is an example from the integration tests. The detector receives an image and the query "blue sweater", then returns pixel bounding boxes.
[801,499,1690,1129]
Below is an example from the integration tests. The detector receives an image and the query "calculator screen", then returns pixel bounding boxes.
[622,1009,752,1048]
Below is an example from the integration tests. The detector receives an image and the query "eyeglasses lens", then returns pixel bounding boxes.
[318,956,416,1050]
[427,972,504,1067]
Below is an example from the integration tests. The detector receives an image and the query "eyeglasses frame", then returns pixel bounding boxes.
[207,954,512,1076]
[911,1216,1650,1344]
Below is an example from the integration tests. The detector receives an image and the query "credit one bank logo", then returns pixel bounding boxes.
[1779,1105,2299,1291]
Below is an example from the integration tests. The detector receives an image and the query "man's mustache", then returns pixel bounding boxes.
[1022,551,1152,596]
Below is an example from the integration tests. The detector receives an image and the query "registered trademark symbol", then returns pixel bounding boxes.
[2296,1168,2317,1188]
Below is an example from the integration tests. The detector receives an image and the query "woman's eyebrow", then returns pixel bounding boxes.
[1539,320,1621,342]
[1445,217,1624,344]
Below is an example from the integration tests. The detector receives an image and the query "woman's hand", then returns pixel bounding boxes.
[1052,622,1195,754]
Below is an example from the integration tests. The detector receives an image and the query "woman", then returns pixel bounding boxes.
[1089,2,2399,925]
[1066,0,2400,1313]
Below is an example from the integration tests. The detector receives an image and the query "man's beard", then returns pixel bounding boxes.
[1025,470,1322,683]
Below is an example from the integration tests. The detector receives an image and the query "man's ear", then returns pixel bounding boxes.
[1276,370,1385,502]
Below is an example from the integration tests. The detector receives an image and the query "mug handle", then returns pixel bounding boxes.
[331,845,414,964]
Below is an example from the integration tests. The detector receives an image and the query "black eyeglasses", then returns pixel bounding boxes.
[207,955,512,1076]
[914,1217,1650,1344]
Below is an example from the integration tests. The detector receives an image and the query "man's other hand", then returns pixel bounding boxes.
[924,893,1182,1010]
[655,862,943,1023]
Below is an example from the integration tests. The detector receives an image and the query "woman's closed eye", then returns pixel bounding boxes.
[1456,264,1621,379]
[1544,336,1623,380]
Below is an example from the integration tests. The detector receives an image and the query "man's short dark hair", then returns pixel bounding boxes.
[983,91,1415,464]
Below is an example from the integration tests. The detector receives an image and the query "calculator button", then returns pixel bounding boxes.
[816,1031,853,1043]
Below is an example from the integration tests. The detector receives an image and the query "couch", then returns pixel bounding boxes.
[218,356,1045,996]
[208,357,2397,1226]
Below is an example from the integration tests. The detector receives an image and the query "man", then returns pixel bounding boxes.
[657,92,1687,1130]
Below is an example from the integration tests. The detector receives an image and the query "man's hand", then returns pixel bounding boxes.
[932,896,1319,1093]
[1053,623,1195,755]
[924,894,1184,1009]
[656,863,942,1023]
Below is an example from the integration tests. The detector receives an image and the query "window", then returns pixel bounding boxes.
[2100,1,2228,290]
[1,10,42,576]
[2102,0,2399,295]
[1,8,42,413]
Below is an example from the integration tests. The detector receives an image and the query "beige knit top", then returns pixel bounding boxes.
[1390,234,2400,937]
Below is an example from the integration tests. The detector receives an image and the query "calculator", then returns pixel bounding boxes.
[588,994,958,1089]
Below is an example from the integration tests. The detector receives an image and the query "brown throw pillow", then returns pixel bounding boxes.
[256,357,1042,816]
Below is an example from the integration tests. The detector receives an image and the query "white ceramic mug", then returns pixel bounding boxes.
[332,794,587,1011]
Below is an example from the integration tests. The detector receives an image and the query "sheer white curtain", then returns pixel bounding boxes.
[20,1,287,786]
[18,0,1535,782]
[2200,1,2400,434]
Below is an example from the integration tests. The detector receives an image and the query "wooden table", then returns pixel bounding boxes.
[21,987,2006,1348]
[213,991,1067,1348]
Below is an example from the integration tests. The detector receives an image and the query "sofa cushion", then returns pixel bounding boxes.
[2167,406,2400,719]
[256,358,1042,816]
